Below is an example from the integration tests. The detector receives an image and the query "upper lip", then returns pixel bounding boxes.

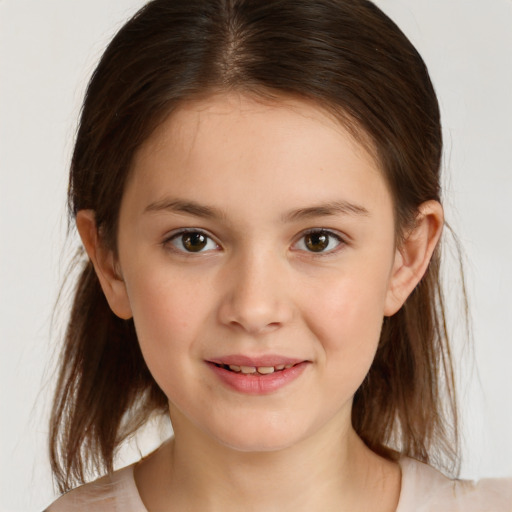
[207,355,306,367]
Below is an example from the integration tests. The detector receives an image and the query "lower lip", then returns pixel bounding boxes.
[207,362,308,395]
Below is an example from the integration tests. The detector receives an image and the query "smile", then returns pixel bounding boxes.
[207,358,308,395]
[213,363,296,375]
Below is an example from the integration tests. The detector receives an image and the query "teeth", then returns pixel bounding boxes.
[240,366,257,374]
[224,363,296,374]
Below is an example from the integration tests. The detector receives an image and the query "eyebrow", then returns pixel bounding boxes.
[144,198,369,221]
[281,200,369,222]
[144,199,226,219]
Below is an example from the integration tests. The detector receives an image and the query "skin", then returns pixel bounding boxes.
[76,93,443,512]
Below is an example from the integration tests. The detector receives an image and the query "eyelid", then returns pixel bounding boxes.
[162,227,221,253]
[291,228,347,255]
[161,227,347,255]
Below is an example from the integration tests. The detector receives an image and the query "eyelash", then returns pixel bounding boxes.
[292,229,345,255]
[162,228,346,255]
[163,228,220,254]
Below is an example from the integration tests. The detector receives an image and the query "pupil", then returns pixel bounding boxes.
[306,232,328,252]
[183,233,207,252]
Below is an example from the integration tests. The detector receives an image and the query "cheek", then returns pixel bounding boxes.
[123,270,212,374]
[304,264,391,364]
[126,260,213,326]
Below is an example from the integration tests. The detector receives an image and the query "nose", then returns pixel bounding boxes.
[217,249,294,335]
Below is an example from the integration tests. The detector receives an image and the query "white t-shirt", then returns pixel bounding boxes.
[47,457,512,511]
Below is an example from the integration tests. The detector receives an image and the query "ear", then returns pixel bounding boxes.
[384,200,443,316]
[76,210,133,320]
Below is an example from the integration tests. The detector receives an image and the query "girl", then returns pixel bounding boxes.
[45,0,512,510]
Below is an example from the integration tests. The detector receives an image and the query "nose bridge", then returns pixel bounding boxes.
[218,243,292,334]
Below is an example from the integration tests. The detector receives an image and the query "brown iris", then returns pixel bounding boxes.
[182,232,208,252]
[304,231,330,252]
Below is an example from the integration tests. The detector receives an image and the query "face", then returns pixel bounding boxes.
[112,93,402,452]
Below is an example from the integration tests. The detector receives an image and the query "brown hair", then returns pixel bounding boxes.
[50,0,458,492]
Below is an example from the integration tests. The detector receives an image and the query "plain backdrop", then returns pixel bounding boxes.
[1,1,511,510]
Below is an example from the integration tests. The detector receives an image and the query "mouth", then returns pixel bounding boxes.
[207,358,308,394]
[211,362,298,375]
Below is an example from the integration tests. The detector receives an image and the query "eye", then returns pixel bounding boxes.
[166,230,219,253]
[294,229,343,254]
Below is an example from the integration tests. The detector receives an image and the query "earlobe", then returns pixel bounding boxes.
[76,210,133,320]
[384,200,444,316]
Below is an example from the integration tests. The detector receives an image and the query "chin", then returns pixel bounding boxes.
[204,414,315,454]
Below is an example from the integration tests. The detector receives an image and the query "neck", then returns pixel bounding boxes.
[135,411,401,512]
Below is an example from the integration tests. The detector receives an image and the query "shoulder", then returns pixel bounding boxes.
[398,457,512,512]
[45,464,147,512]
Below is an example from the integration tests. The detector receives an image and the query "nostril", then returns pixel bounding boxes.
[217,281,293,334]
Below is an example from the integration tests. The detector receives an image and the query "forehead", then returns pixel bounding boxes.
[125,92,391,222]
[140,92,378,163]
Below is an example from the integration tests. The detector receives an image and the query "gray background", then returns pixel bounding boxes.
[1,0,511,510]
